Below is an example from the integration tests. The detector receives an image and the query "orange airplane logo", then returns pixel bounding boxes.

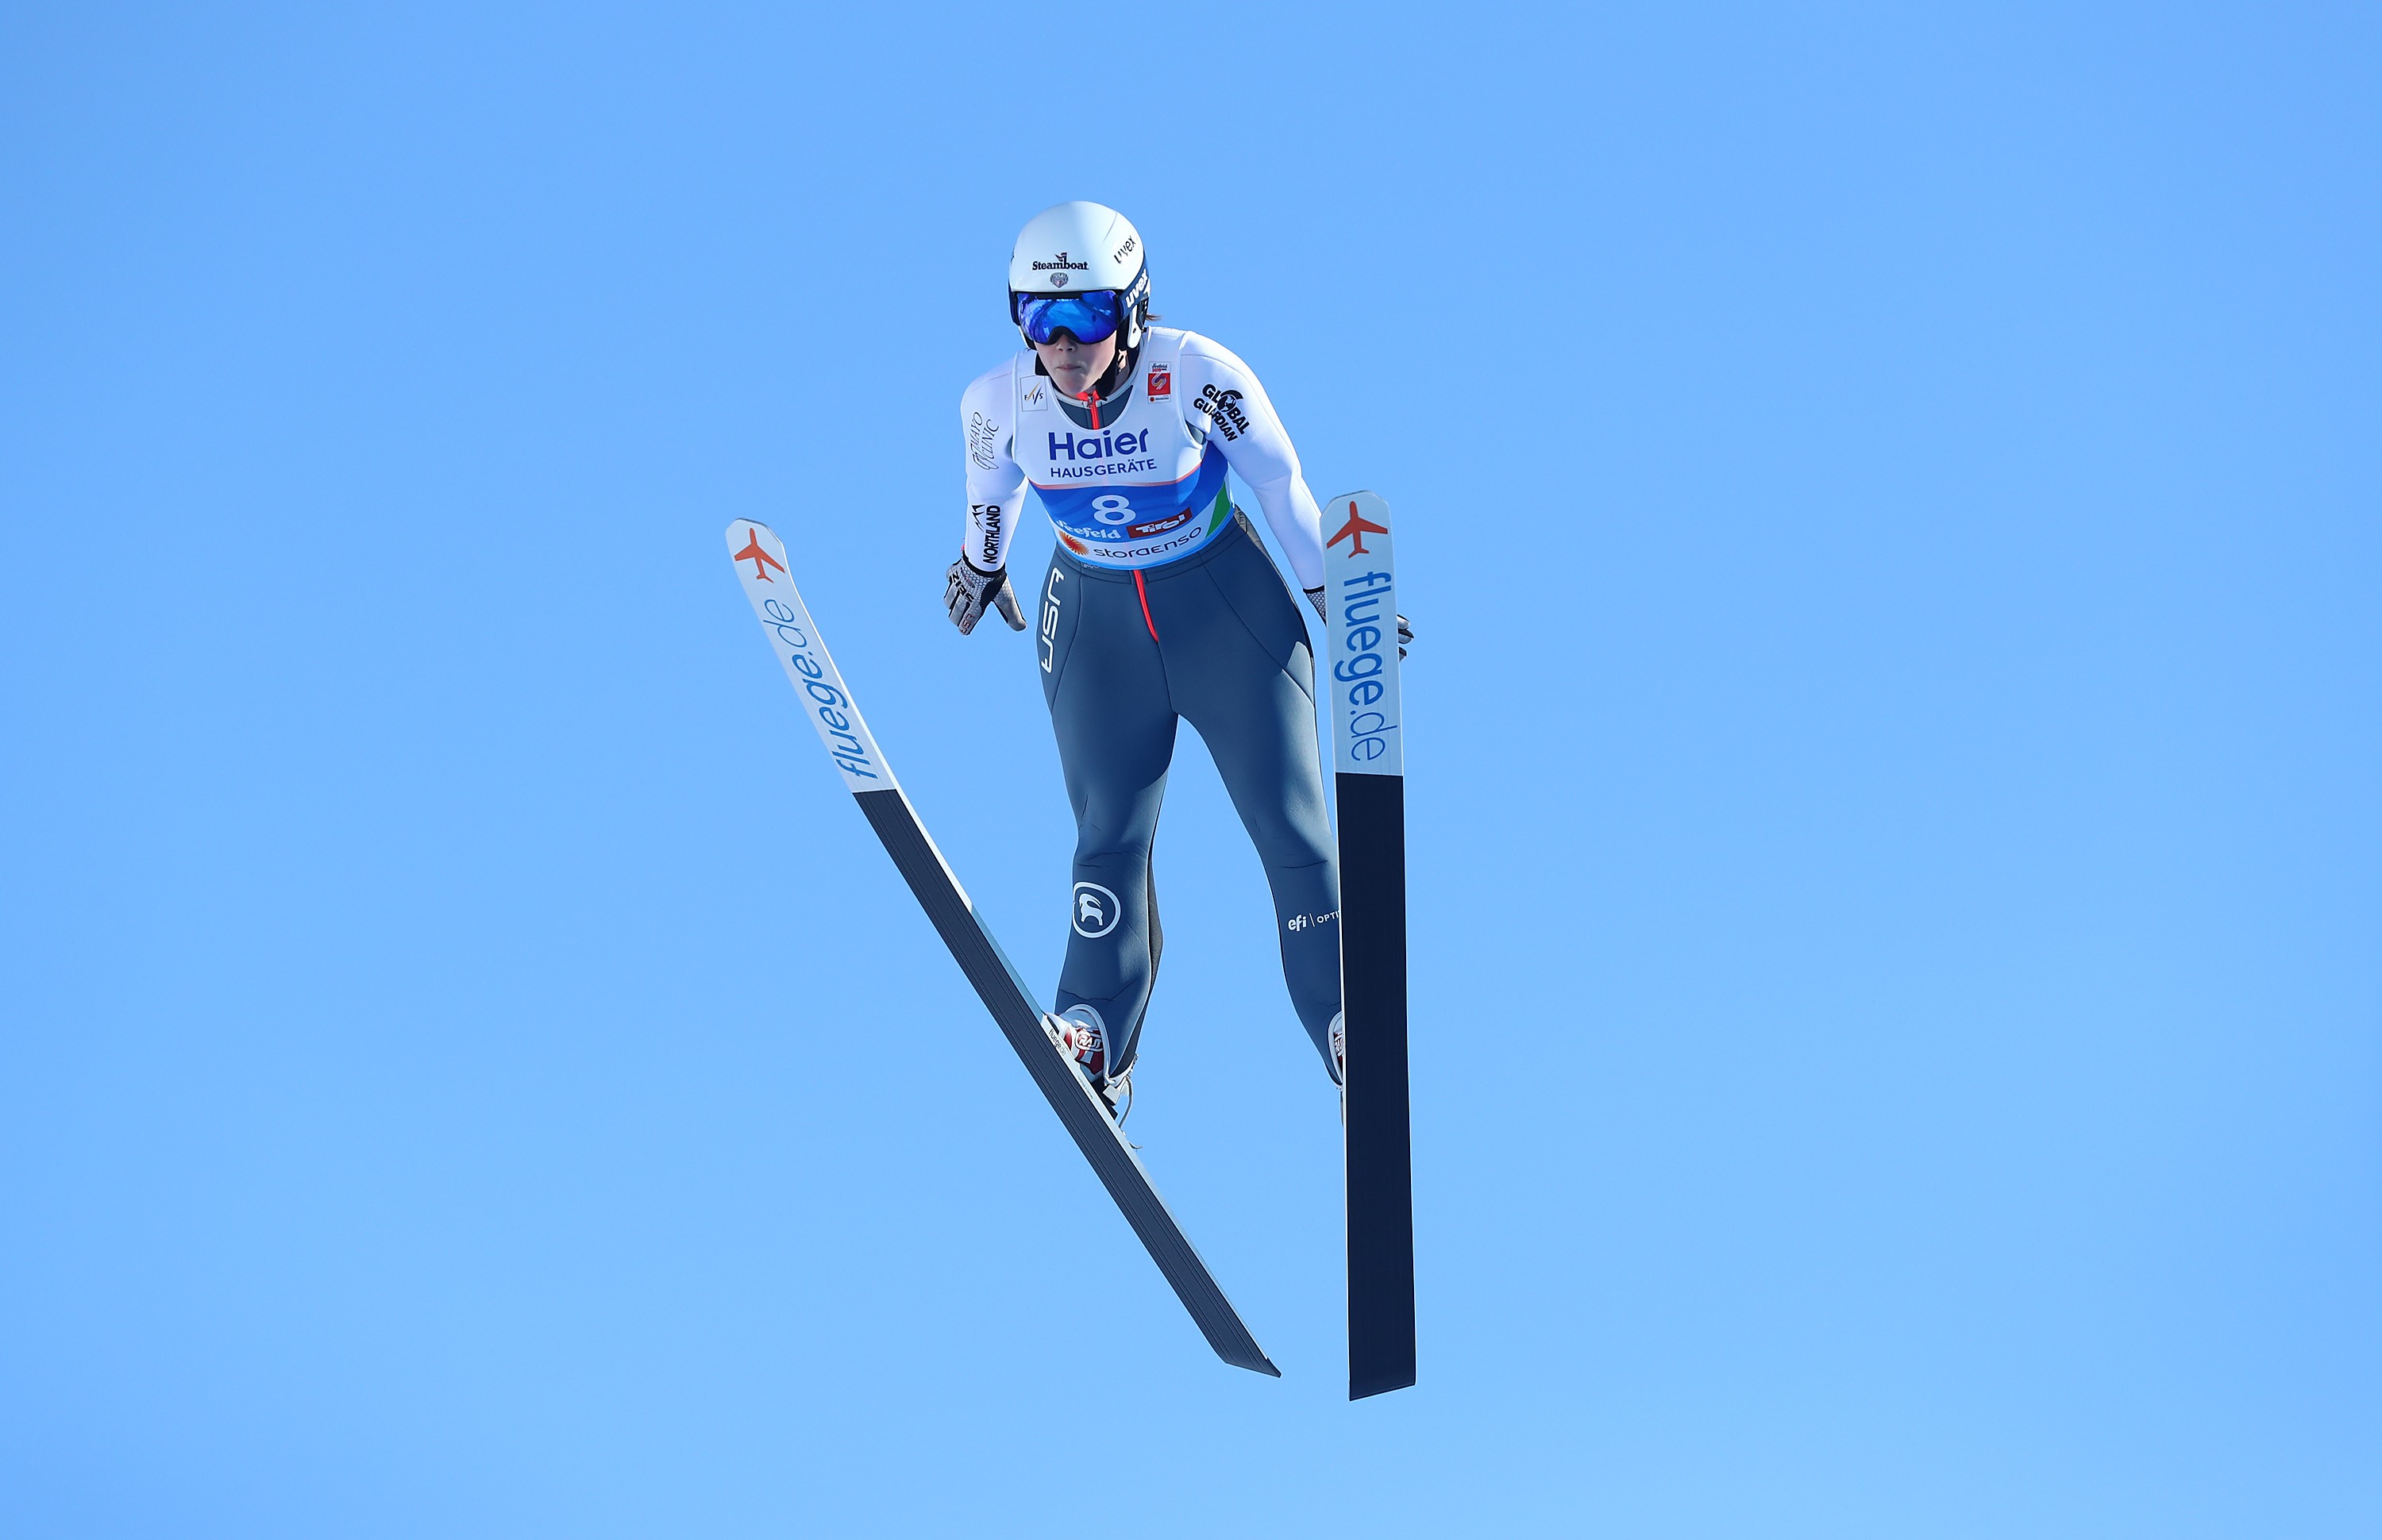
[1327,500,1388,556]
[734,528,785,583]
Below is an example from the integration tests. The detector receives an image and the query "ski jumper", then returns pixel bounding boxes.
[959,328,1339,1078]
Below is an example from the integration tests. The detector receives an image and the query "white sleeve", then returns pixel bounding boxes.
[1178,335,1326,589]
[961,364,1027,574]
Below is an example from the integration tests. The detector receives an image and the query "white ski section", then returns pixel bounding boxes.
[1320,491,1405,779]
[727,520,904,796]
[726,519,981,907]
[722,518,1277,1374]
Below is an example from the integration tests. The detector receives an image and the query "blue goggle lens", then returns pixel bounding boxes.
[1013,291,1123,345]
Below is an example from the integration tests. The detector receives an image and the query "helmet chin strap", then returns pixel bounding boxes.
[1092,337,1139,399]
[1102,274,1147,396]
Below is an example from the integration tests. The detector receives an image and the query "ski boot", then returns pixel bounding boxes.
[1328,1011,1346,1126]
[1047,1003,1132,1123]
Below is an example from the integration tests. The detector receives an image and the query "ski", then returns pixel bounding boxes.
[724,519,1278,1378]
[1320,491,1416,1400]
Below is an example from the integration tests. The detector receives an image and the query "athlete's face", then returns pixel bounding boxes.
[1034,329,1117,399]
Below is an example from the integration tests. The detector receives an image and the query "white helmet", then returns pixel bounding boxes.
[1007,201,1151,350]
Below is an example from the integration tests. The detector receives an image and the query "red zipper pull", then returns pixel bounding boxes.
[1078,388,1100,430]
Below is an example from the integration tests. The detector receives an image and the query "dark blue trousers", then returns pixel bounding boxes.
[1035,513,1341,1078]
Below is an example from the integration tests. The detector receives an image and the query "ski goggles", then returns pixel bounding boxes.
[1012,290,1124,346]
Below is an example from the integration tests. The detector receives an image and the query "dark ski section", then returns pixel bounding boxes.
[1339,771,1416,1399]
[850,787,1277,1376]
[1320,490,1416,1401]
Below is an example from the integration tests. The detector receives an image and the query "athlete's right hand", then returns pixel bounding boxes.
[946,556,1026,635]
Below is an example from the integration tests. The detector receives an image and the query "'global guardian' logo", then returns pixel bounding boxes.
[760,597,879,781]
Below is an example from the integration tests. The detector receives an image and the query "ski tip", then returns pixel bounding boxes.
[725,520,796,591]
[1209,1338,1280,1377]
[1347,1370,1416,1400]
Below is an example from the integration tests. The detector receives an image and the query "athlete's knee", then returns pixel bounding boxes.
[1072,836,1154,872]
[1254,831,1336,875]
[1073,795,1162,846]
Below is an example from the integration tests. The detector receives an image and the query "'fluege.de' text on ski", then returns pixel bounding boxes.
[760,598,881,780]
[1336,570,1398,764]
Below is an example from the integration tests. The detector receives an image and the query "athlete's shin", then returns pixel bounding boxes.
[1057,846,1160,1079]
[1270,865,1346,1076]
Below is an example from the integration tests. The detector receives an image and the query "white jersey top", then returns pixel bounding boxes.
[959,327,1326,587]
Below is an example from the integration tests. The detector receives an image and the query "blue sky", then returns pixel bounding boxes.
[3,3,2376,1535]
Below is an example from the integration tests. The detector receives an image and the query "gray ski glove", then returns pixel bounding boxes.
[946,556,1026,635]
[1304,585,1414,658]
